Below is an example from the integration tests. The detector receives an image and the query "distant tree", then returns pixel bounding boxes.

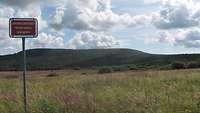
[98,67,112,74]
[81,72,87,75]
[112,66,129,72]
[129,67,137,71]
[112,67,123,72]
[171,62,186,69]
[47,73,59,77]
[187,62,199,69]
[73,67,81,70]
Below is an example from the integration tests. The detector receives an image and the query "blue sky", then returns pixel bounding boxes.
[0,0,200,55]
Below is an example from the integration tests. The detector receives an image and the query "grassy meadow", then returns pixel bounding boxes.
[0,69,200,113]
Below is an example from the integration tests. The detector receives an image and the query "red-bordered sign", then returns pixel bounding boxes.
[9,18,38,38]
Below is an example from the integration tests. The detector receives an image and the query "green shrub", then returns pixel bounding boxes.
[112,66,128,72]
[127,66,137,70]
[98,67,112,74]
[37,100,60,113]
[171,62,186,69]
[112,67,122,72]
[81,72,87,75]
[73,67,81,70]
[47,73,59,77]
[187,62,199,69]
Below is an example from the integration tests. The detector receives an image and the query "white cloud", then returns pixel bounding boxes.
[0,6,22,55]
[146,0,200,49]
[143,0,162,4]
[0,2,48,55]
[28,33,65,48]
[66,31,119,49]
[153,0,200,29]
[50,0,151,31]
[0,29,21,55]
[149,28,200,48]
[1,0,200,54]
[0,0,38,8]
[0,0,63,8]
[0,0,126,54]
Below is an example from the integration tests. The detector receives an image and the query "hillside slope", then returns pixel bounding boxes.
[0,48,200,70]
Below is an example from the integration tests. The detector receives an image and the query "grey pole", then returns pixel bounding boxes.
[22,37,28,113]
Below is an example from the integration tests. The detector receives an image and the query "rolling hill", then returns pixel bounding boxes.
[0,48,200,70]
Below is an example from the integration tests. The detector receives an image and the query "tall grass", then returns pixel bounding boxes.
[0,69,200,113]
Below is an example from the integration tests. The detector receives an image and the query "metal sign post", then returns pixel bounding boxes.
[9,18,38,113]
[22,37,27,113]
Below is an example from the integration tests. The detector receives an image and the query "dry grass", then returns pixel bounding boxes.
[0,69,200,113]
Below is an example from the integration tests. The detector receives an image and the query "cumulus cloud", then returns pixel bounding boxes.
[0,29,21,55]
[0,0,63,8]
[50,0,151,31]
[146,0,200,49]
[0,6,15,30]
[153,0,200,29]
[0,3,47,31]
[0,0,38,8]
[0,1,48,54]
[0,6,22,55]
[176,30,200,48]
[28,33,65,48]
[0,0,127,54]
[66,31,119,49]
[143,0,162,4]
[150,28,200,48]
[3,0,200,54]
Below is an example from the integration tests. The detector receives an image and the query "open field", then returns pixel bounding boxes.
[0,69,200,113]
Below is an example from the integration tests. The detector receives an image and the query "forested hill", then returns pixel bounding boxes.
[0,48,200,70]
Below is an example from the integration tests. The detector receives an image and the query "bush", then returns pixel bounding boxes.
[171,62,186,69]
[112,67,122,72]
[129,67,137,70]
[81,72,87,75]
[37,100,60,113]
[73,67,81,70]
[127,66,137,70]
[47,73,59,77]
[112,66,128,72]
[98,67,112,74]
[187,62,199,69]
